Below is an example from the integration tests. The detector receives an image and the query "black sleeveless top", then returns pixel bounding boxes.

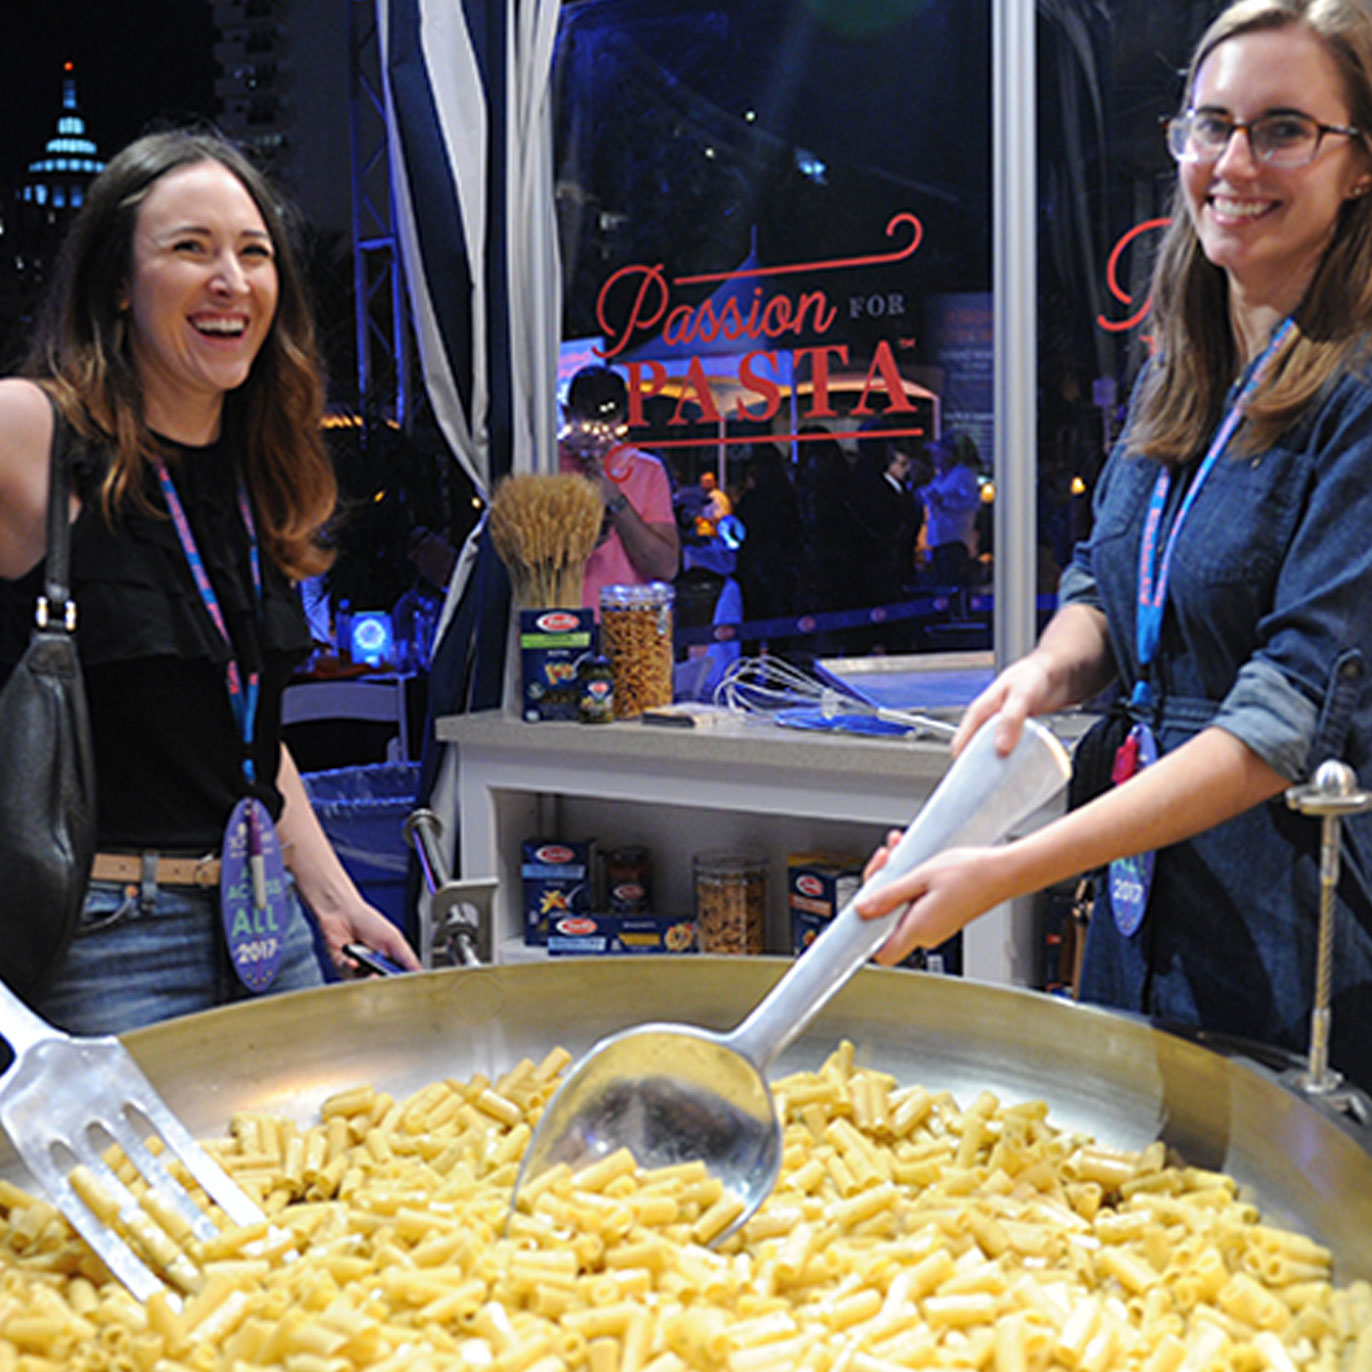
[0,423,316,851]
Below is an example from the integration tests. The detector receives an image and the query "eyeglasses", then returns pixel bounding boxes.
[1164,108,1361,167]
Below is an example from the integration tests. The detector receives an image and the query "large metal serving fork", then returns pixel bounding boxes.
[0,980,264,1302]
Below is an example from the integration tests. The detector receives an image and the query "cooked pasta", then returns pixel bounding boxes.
[0,1041,1368,1371]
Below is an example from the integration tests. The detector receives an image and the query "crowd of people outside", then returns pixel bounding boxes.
[659,415,990,658]
[554,364,1000,664]
[551,367,999,663]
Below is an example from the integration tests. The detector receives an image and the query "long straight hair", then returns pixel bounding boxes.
[23,128,335,580]
[1127,0,1372,465]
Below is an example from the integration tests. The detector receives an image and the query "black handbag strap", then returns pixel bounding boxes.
[39,394,75,632]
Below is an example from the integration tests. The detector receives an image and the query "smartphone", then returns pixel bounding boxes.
[342,942,410,977]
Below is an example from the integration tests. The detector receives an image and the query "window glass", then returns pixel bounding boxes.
[553,0,993,670]
[1036,2,1217,583]
[552,1,1221,681]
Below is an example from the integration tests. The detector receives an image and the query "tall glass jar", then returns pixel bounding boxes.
[693,849,767,955]
[599,581,674,717]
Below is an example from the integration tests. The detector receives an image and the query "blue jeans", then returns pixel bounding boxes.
[33,877,326,1036]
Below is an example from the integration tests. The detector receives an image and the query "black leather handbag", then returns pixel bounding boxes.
[0,398,96,996]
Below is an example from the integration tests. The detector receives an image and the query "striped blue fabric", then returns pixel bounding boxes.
[377,0,563,833]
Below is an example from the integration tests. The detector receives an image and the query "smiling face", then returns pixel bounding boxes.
[124,159,279,441]
[1182,24,1372,320]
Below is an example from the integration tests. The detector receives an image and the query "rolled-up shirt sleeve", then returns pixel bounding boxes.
[1211,659,1321,780]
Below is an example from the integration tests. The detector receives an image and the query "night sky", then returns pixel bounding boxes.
[1,0,217,188]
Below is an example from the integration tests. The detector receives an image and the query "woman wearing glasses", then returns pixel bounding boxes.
[859,0,1372,1094]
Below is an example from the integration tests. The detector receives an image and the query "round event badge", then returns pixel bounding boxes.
[220,796,291,991]
[1107,721,1159,937]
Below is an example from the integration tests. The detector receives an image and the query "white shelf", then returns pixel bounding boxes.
[435,708,1071,986]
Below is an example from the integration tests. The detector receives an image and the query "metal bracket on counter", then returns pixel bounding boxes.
[404,808,496,968]
[1283,759,1372,1132]
[1181,1026,1372,1148]
[1275,1065,1372,1142]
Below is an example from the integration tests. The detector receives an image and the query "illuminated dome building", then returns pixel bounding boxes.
[10,63,106,299]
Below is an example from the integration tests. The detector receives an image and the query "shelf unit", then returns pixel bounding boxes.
[435,709,1068,984]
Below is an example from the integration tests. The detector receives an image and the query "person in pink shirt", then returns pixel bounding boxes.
[557,365,679,610]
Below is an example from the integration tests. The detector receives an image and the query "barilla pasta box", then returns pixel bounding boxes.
[519,608,595,722]
[788,852,864,956]
[546,914,697,956]
[521,838,592,945]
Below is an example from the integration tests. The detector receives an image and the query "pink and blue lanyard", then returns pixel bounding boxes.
[157,460,293,990]
[1131,317,1294,711]
[154,462,263,784]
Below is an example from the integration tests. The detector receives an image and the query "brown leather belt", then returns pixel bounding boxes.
[91,852,223,888]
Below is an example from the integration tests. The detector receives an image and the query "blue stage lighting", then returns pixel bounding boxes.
[350,611,394,668]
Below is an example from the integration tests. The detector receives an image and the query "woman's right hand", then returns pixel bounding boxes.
[856,830,1016,965]
[951,653,1058,758]
[952,603,1117,758]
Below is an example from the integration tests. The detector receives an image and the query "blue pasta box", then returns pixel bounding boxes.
[546,913,698,956]
[519,608,596,722]
[788,852,864,956]
[521,838,592,945]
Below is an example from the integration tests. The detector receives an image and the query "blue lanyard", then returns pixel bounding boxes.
[1131,318,1294,709]
[154,462,264,783]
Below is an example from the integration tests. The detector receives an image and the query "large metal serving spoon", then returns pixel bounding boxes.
[508,714,1072,1239]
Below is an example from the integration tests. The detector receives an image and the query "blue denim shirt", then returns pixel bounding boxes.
[1060,366,1372,1091]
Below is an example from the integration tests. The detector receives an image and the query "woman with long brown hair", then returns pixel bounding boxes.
[0,128,419,1031]
[860,0,1372,1094]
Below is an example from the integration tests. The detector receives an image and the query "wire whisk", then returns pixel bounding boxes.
[712,656,957,739]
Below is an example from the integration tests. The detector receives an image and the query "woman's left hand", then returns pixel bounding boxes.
[855,832,1014,965]
[274,744,425,976]
[314,899,424,976]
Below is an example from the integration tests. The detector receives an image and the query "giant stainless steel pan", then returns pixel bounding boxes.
[8,960,1371,1279]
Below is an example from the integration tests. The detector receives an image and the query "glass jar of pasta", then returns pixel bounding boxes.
[599,581,674,718]
[693,849,767,955]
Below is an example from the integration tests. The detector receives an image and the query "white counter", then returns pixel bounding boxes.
[435,707,1073,983]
